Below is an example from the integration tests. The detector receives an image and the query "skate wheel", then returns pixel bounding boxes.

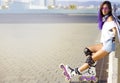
[65,76,71,80]
[63,71,67,76]
[59,64,64,69]
[92,77,98,82]
[60,65,64,69]
[79,76,86,81]
[79,76,98,82]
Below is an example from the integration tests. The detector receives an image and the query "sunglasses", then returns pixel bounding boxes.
[102,7,109,10]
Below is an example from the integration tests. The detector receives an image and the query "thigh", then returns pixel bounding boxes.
[92,49,109,61]
[87,43,103,53]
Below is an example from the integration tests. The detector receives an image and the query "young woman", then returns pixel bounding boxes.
[65,1,120,78]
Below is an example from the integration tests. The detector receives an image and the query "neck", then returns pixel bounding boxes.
[102,14,111,22]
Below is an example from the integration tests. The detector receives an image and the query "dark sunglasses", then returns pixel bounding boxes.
[102,7,109,10]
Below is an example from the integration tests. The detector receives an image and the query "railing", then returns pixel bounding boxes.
[115,33,120,83]
[108,35,120,83]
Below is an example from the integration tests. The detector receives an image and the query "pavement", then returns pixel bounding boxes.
[0,23,100,83]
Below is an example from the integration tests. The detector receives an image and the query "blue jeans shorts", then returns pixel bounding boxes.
[102,39,115,53]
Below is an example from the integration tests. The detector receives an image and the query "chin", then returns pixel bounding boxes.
[103,13,108,16]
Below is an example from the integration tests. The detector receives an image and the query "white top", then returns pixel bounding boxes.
[100,21,116,43]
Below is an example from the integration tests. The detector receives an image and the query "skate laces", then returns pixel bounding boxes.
[68,66,74,72]
[66,65,76,77]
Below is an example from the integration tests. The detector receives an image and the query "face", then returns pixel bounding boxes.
[102,4,110,15]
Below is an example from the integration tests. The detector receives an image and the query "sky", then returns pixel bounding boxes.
[7,0,120,2]
[4,0,120,3]
[56,0,120,2]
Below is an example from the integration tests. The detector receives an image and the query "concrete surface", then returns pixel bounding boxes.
[0,23,99,83]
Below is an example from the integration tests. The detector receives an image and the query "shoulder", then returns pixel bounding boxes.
[107,16,114,22]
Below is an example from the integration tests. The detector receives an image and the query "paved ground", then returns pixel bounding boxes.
[0,23,99,83]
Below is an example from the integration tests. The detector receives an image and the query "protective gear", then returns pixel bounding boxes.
[85,56,95,67]
[84,48,93,56]
[74,68,81,75]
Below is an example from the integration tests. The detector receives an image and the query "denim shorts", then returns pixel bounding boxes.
[102,39,115,53]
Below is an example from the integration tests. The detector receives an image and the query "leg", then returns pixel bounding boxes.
[79,40,114,73]
[84,43,103,56]
[79,49,109,72]
[87,43,103,53]
[64,44,107,77]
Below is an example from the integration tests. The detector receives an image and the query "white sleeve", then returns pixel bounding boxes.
[107,21,116,37]
[109,21,116,29]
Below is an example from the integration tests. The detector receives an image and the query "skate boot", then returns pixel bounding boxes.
[82,66,96,76]
[79,66,98,82]
[65,65,82,78]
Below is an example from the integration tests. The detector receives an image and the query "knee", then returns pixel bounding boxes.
[84,47,93,56]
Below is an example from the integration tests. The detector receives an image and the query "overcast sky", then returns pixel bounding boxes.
[12,0,120,3]
[56,0,120,2]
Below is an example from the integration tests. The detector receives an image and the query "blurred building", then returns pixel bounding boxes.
[10,2,28,10]
[29,0,55,9]
[46,0,55,6]
[29,0,47,9]
[0,0,9,9]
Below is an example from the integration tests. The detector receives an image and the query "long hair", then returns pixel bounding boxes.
[98,1,112,30]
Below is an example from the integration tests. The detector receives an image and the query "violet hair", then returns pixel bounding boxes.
[98,1,112,30]
[98,10,103,30]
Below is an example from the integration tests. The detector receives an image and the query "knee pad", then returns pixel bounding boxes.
[85,56,95,67]
[84,48,93,56]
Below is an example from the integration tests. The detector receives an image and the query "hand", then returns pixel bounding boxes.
[112,37,115,42]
